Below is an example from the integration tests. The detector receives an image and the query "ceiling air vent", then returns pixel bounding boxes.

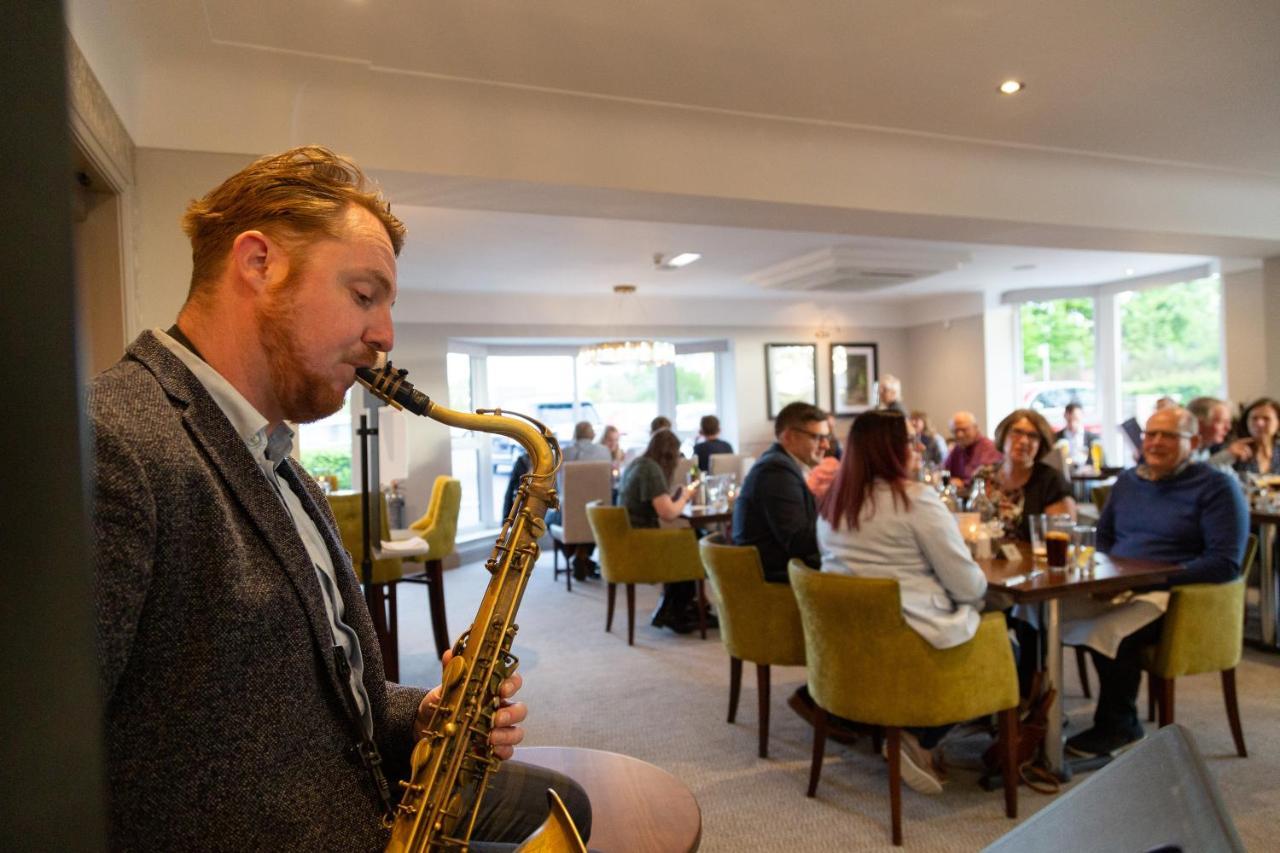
[748,246,970,294]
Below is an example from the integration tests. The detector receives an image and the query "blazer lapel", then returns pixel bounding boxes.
[128,333,342,673]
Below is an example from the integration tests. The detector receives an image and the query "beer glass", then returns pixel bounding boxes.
[1045,514,1074,572]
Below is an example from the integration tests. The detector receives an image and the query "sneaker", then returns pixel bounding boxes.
[884,732,944,795]
[1064,725,1145,758]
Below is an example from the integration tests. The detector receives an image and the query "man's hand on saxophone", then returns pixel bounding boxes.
[414,649,529,760]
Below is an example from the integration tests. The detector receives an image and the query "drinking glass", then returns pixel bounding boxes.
[1028,514,1048,565]
[1072,524,1097,575]
[705,476,723,511]
[1045,514,1075,572]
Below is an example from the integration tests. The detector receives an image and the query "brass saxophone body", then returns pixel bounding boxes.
[356,363,584,853]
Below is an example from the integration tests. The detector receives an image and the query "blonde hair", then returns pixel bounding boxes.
[181,146,405,300]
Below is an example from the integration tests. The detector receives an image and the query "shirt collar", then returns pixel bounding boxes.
[1136,457,1193,482]
[780,445,813,475]
[154,327,295,467]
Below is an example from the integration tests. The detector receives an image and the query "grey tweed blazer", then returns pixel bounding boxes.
[91,331,424,851]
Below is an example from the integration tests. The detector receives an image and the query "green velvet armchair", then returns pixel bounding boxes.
[699,533,804,758]
[404,475,462,658]
[789,561,1019,846]
[1142,533,1258,757]
[585,502,707,646]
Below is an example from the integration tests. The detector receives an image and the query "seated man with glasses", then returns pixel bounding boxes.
[732,401,831,584]
[1063,406,1248,759]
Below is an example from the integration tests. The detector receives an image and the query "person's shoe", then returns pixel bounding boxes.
[571,556,595,581]
[682,606,718,630]
[1064,725,1145,758]
[884,732,944,795]
[650,607,695,634]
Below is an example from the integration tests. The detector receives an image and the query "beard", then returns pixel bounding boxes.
[257,274,376,424]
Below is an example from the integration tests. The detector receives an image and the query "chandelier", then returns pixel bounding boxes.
[579,285,676,366]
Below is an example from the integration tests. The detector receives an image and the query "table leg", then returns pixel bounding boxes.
[1261,522,1278,649]
[1043,597,1067,778]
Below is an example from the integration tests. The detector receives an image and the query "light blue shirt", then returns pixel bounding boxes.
[155,328,374,737]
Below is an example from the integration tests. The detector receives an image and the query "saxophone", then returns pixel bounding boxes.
[356,362,586,853]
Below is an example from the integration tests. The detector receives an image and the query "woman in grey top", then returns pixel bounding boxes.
[618,429,695,631]
[816,411,988,795]
[908,410,949,469]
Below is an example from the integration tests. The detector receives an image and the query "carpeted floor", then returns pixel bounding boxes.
[394,553,1280,851]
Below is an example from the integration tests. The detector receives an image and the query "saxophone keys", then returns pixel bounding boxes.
[442,654,467,688]
[409,738,433,771]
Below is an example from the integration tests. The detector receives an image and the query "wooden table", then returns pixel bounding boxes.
[681,505,733,533]
[978,544,1184,777]
[515,746,702,853]
[1250,509,1280,649]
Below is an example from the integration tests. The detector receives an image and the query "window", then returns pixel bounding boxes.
[1018,298,1097,432]
[298,391,353,489]
[447,342,733,534]
[578,359,659,456]
[1014,274,1225,465]
[447,353,482,529]
[487,355,576,524]
[674,352,718,438]
[1117,277,1223,422]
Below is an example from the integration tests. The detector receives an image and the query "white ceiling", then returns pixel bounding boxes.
[197,0,1280,176]
[65,0,1280,310]
[393,204,1213,302]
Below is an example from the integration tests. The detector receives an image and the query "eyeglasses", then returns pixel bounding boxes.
[791,427,831,443]
[1007,428,1041,443]
[1141,429,1193,442]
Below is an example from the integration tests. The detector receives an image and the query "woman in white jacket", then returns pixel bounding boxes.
[816,410,990,794]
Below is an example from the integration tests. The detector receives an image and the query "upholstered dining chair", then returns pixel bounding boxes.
[585,502,708,645]
[403,476,462,658]
[709,453,755,480]
[549,461,614,591]
[327,492,404,678]
[789,561,1019,847]
[699,533,804,758]
[1142,533,1258,757]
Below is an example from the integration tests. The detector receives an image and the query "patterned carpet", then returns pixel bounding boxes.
[394,553,1280,851]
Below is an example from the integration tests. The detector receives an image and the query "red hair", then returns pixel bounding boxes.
[818,411,913,531]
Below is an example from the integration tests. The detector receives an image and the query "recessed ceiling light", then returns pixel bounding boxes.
[1125,268,1136,276]
[655,252,702,269]
[998,80,1024,95]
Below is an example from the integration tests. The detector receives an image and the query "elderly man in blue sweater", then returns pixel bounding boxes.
[1065,406,1248,758]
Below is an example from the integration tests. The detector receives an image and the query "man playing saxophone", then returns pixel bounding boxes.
[89,146,590,850]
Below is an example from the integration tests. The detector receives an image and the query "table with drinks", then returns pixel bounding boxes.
[680,471,738,532]
[968,514,1184,778]
[1242,472,1280,650]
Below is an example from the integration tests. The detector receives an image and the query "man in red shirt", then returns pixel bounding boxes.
[943,410,1002,484]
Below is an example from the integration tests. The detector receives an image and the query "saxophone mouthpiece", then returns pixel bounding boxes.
[355,359,431,416]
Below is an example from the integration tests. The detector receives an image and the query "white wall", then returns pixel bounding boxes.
[1222,267,1268,404]
[132,148,259,334]
[904,313,989,434]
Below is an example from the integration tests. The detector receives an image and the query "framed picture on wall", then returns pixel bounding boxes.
[764,343,818,418]
[830,342,878,415]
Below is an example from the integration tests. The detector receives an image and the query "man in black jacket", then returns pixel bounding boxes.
[731,402,830,583]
